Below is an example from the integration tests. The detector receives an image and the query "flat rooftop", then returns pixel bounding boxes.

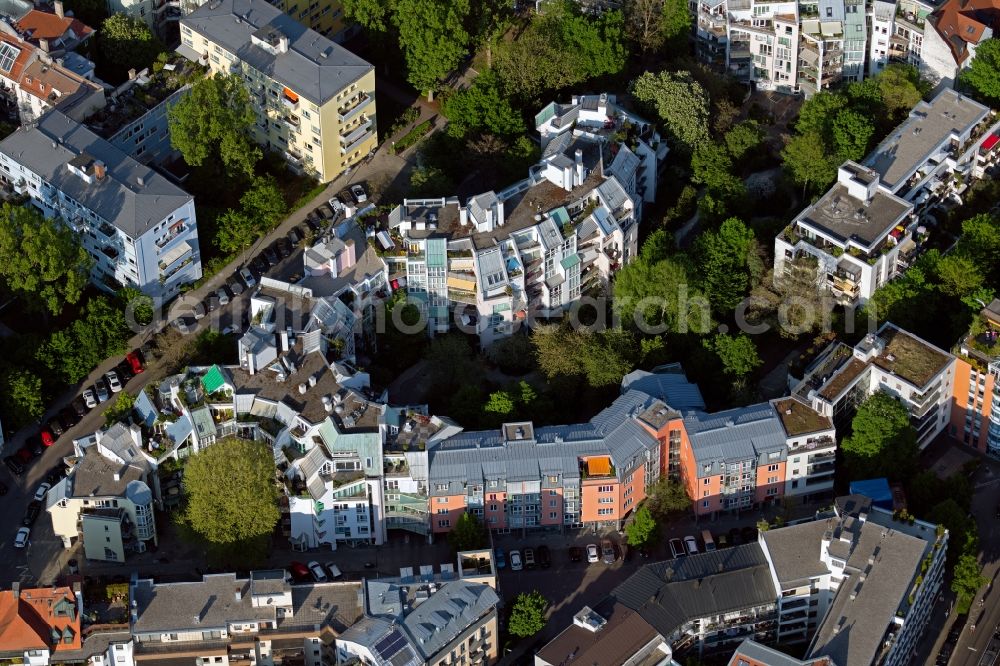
[795,182,912,248]
[536,600,659,666]
[870,326,951,388]
[86,57,199,138]
[773,398,833,437]
[864,88,989,192]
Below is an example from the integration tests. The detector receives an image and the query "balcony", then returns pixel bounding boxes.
[340,121,372,145]
[341,128,375,155]
[448,288,477,305]
[156,221,187,249]
[338,92,373,123]
[101,246,119,260]
[98,222,117,238]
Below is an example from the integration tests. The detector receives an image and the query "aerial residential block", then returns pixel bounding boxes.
[0,111,202,299]
[178,0,376,183]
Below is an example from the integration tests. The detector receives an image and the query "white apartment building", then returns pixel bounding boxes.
[771,398,837,502]
[760,494,947,665]
[0,111,202,299]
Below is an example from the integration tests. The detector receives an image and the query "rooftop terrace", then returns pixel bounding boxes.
[870,326,951,388]
[795,182,912,249]
[773,398,833,437]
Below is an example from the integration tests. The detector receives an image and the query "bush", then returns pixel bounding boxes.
[393,120,433,154]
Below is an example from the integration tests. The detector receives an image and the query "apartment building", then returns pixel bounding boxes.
[920,0,1000,87]
[771,398,836,502]
[263,0,356,42]
[793,323,956,447]
[129,570,363,666]
[951,298,1000,457]
[337,553,500,666]
[47,425,158,561]
[9,1,93,54]
[0,583,83,666]
[178,0,376,183]
[759,494,946,666]
[0,110,202,299]
[727,639,835,666]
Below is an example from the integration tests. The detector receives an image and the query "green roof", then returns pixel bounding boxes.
[201,364,226,394]
[560,253,580,269]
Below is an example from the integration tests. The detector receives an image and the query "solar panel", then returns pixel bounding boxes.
[0,42,19,73]
[374,629,408,659]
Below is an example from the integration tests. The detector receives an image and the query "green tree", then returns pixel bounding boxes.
[956,213,1000,286]
[624,504,658,548]
[660,0,692,51]
[447,511,488,552]
[709,333,762,378]
[484,334,534,375]
[508,591,548,638]
[65,0,108,28]
[961,39,1000,106]
[104,392,136,426]
[794,91,847,137]
[624,0,667,53]
[168,73,261,178]
[425,333,477,389]
[442,70,524,137]
[877,64,926,118]
[935,254,984,298]
[181,438,280,547]
[631,70,710,154]
[37,296,129,383]
[724,120,764,163]
[484,390,515,418]
[831,109,875,162]
[342,0,394,31]
[118,287,154,327]
[100,15,164,71]
[240,176,287,229]
[409,164,455,197]
[647,477,692,517]
[952,553,988,614]
[694,217,758,313]
[580,328,639,387]
[3,369,45,428]
[690,142,735,190]
[393,0,471,99]
[841,391,918,480]
[532,323,588,379]
[214,209,261,255]
[0,203,91,315]
[782,131,837,196]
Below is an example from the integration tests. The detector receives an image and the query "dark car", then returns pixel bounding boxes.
[305,215,321,233]
[250,255,268,275]
[601,538,616,564]
[46,417,64,436]
[288,227,303,247]
[70,398,88,417]
[728,527,741,546]
[537,545,551,569]
[46,466,67,485]
[58,407,79,429]
[275,239,291,259]
[228,278,245,296]
[141,341,159,361]
[741,526,758,544]
[22,501,41,527]
[205,296,220,313]
[3,456,23,476]
[116,361,135,383]
[263,245,279,266]
[15,445,34,463]
[568,546,583,562]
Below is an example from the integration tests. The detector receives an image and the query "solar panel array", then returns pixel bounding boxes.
[374,628,408,660]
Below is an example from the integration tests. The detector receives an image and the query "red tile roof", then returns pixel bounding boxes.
[15,10,93,43]
[931,0,1000,64]
[0,32,36,83]
[0,587,82,653]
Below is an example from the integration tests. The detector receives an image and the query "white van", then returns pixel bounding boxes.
[702,529,716,551]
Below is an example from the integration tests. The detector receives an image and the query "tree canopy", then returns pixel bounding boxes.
[181,438,280,547]
[99,15,164,72]
[694,217,759,314]
[508,591,548,638]
[647,477,693,517]
[709,333,762,379]
[37,296,129,384]
[631,70,710,154]
[0,203,91,315]
[447,512,488,552]
[2,369,45,428]
[168,73,261,178]
[442,70,524,137]
[531,324,638,387]
[841,391,918,480]
[624,504,658,548]
[393,0,471,99]
[961,39,1000,106]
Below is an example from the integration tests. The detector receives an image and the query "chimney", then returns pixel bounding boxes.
[54,0,64,18]
[234,586,242,602]
[38,38,50,52]
[12,582,20,599]
[113,471,121,482]
[93,160,106,181]
[137,175,145,187]
[574,149,584,187]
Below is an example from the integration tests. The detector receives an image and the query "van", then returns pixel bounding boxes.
[702,530,716,552]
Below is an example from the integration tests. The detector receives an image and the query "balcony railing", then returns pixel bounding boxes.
[341,128,375,155]
[338,92,373,123]
[340,121,372,145]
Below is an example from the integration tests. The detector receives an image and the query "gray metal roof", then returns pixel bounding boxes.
[0,110,192,237]
[620,368,705,411]
[613,544,776,639]
[400,581,499,660]
[761,519,832,585]
[729,639,836,666]
[180,0,373,105]
[683,403,787,472]
[131,573,279,633]
[339,618,421,666]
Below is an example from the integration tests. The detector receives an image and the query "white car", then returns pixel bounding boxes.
[105,370,123,393]
[684,535,699,555]
[14,527,29,548]
[34,483,50,502]
[307,561,328,582]
[328,196,346,216]
[350,184,368,204]
[510,550,523,571]
[82,389,97,409]
[239,268,257,289]
[586,543,600,563]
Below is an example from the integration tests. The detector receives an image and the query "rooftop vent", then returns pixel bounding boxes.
[298,383,307,395]
[572,606,607,633]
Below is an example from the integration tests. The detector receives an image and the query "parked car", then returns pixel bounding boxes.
[34,483,51,502]
[325,563,343,579]
[23,437,42,458]
[275,239,291,259]
[669,538,685,559]
[216,287,231,307]
[140,341,159,361]
[250,255,268,275]
[350,183,368,204]
[684,535,699,555]
[494,548,507,569]
[568,546,583,562]
[40,428,55,446]
[4,456,24,476]
[82,389,97,409]
[229,278,245,296]
[307,561,328,582]
[537,545,551,568]
[105,371,123,393]
[170,317,195,334]
[72,397,89,416]
[14,527,29,548]
[288,561,311,581]
[116,360,135,383]
[287,227,302,247]
[523,548,536,569]
[510,550,523,571]
[239,267,257,289]
[125,351,144,375]
[23,501,41,526]
[263,245,279,266]
[328,196,346,216]
[586,543,600,564]
[95,379,110,402]
[58,408,79,429]
[716,533,730,549]
[601,539,616,564]
[191,301,206,320]
[305,215,322,233]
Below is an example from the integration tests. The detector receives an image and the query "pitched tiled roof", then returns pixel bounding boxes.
[0,587,82,653]
[930,0,1000,63]
[16,10,93,42]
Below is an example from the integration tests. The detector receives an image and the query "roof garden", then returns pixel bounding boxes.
[773,398,833,437]
[871,327,950,388]
[85,55,205,138]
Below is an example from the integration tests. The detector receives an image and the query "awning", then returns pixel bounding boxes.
[283,87,298,102]
[982,134,1000,152]
[586,457,611,476]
